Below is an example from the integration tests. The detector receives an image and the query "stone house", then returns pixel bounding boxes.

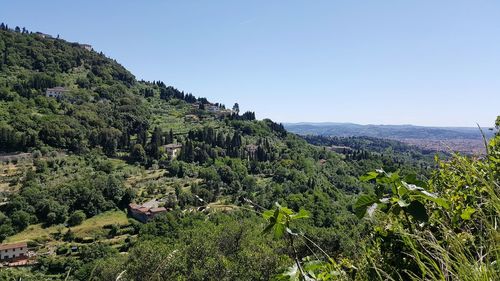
[163,143,182,159]
[129,202,169,223]
[0,242,27,261]
[79,44,92,51]
[46,87,68,99]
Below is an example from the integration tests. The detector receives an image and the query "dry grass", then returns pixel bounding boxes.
[5,210,129,243]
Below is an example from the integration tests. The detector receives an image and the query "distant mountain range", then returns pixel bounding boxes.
[284,123,495,140]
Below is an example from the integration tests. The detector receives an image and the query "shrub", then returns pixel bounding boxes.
[68,210,86,226]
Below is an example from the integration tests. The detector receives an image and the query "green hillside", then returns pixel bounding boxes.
[1,25,499,281]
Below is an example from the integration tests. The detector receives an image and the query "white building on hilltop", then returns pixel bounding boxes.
[79,44,92,51]
[206,104,220,113]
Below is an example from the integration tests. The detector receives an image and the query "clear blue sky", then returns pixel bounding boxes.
[2,0,499,127]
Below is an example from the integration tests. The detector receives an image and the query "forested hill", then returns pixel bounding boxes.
[0,24,370,280]
[0,24,220,154]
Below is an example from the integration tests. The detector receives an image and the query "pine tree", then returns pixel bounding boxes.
[148,127,162,159]
[232,103,240,114]
[177,164,184,178]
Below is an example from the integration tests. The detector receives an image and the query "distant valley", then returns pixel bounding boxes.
[284,123,496,154]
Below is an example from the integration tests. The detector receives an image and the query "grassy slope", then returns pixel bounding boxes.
[6,210,128,243]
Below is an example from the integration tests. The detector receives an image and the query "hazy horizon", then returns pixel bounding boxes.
[2,0,499,127]
[282,122,493,129]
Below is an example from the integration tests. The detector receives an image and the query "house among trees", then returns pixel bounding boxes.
[46,87,68,99]
[216,109,233,118]
[79,44,92,51]
[128,201,169,223]
[163,143,182,159]
[0,152,31,164]
[0,242,27,261]
[206,104,220,113]
[245,144,259,159]
[35,32,52,38]
[329,145,352,153]
[185,114,200,122]
[191,102,201,110]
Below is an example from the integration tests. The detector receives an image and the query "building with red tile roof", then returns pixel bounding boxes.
[129,202,169,223]
[0,242,27,261]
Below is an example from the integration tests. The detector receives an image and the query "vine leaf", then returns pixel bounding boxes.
[353,194,378,219]
[460,206,476,220]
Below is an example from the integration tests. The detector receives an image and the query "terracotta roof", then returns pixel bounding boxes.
[129,203,140,210]
[246,144,258,151]
[9,259,29,267]
[0,242,27,251]
[46,87,68,92]
[164,143,182,149]
[150,207,167,213]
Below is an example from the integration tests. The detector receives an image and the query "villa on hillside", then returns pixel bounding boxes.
[205,104,220,113]
[215,109,233,118]
[129,200,169,223]
[163,143,182,159]
[0,242,27,261]
[329,145,352,153]
[185,114,200,122]
[245,144,259,159]
[0,152,32,164]
[35,32,52,38]
[46,86,68,99]
[79,44,92,51]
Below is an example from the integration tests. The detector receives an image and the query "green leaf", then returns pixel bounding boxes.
[398,182,409,197]
[404,174,428,188]
[403,182,450,209]
[262,208,280,235]
[291,209,310,220]
[360,171,379,182]
[389,172,400,182]
[427,197,450,209]
[280,206,294,216]
[460,206,476,220]
[262,209,275,220]
[353,194,378,218]
[404,174,418,184]
[413,193,450,209]
[405,201,428,222]
[273,222,286,239]
[262,222,275,235]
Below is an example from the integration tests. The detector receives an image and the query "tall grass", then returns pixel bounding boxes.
[357,135,500,281]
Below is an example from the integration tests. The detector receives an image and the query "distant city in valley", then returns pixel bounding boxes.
[284,122,495,154]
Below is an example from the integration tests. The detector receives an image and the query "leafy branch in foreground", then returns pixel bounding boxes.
[354,169,449,232]
[262,203,355,280]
